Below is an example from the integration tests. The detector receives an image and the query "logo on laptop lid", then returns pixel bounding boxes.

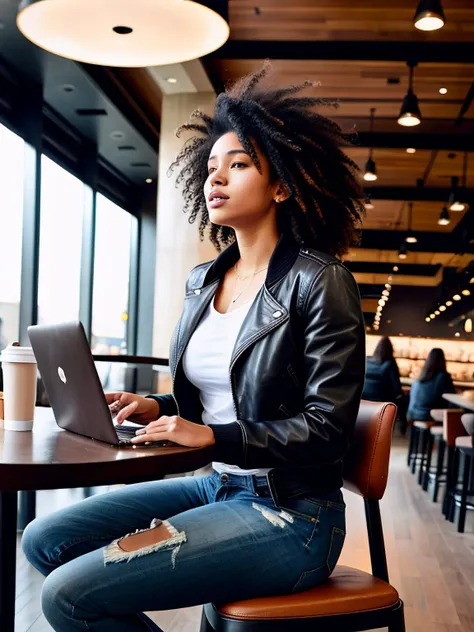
[57,366,67,384]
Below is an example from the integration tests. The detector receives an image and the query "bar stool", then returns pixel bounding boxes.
[442,411,470,518]
[406,408,444,475]
[449,436,474,533]
[424,425,445,495]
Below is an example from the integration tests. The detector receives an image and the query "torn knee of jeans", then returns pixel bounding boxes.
[104,519,186,568]
[252,503,294,528]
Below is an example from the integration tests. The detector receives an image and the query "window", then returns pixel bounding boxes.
[0,124,25,350]
[91,194,136,356]
[37,155,85,325]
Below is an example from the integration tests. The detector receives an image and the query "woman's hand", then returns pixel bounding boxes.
[105,392,160,424]
[130,415,215,448]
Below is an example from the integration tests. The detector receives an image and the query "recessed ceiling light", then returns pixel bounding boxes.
[406,148,416,154]
[439,87,447,94]
[393,266,399,272]
[167,77,178,84]
[145,178,153,183]
[455,332,460,337]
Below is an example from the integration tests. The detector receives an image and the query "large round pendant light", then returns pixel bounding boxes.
[398,61,422,127]
[17,0,230,67]
[414,0,446,32]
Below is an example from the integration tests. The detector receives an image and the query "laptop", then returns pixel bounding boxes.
[28,321,169,448]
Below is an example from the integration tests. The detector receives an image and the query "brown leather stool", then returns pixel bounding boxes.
[201,401,405,632]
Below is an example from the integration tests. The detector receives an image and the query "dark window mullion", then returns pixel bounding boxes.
[18,85,43,345]
[79,143,98,342]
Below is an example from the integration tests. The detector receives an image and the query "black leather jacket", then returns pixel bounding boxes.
[150,232,366,505]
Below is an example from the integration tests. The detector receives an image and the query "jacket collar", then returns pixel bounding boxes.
[201,229,301,290]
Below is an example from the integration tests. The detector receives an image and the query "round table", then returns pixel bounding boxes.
[0,407,213,632]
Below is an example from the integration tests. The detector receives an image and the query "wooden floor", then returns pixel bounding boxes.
[15,436,474,632]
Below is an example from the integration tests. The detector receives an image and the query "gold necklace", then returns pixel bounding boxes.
[231,262,268,304]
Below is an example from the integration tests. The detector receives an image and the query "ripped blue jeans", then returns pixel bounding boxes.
[22,471,346,632]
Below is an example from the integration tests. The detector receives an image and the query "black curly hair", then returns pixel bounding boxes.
[169,62,365,258]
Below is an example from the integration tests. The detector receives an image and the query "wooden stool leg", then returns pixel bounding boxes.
[423,432,435,491]
[418,429,429,485]
[433,438,446,503]
[458,452,472,534]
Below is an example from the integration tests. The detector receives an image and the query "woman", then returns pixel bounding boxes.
[22,65,366,632]
[407,348,456,421]
[363,336,403,403]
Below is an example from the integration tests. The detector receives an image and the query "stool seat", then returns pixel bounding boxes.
[430,426,444,437]
[430,409,445,423]
[216,567,399,620]
[455,436,472,449]
[413,421,437,430]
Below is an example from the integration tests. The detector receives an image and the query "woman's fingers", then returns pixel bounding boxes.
[105,392,123,404]
[131,429,169,444]
[134,417,170,434]
[115,401,138,424]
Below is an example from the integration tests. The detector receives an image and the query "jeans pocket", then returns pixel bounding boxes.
[326,526,346,574]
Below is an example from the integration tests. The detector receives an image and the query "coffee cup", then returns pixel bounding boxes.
[0,345,37,431]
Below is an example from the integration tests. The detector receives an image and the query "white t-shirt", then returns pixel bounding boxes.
[182,296,271,476]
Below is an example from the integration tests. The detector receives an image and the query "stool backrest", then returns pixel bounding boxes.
[343,401,397,500]
[343,400,397,582]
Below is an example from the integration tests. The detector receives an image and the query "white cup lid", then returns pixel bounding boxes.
[0,345,37,364]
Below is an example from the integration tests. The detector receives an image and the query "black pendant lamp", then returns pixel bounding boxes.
[364,108,377,181]
[405,202,418,244]
[398,61,422,127]
[414,0,446,32]
[449,153,468,211]
[438,205,450,226]
[398,243,408,260]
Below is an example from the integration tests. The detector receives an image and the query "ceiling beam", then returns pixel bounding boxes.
[359,230,474,254]
[355,271,443,288]
[363,187,474,202]
[208,41,474,63]
[355,132,474,151]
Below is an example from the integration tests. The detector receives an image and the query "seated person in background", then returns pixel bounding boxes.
[363,336,406,432]
[363,336,403,403]
[407,348,456,422]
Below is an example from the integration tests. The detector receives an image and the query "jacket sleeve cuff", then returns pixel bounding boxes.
[145,394,178,418]
[208,422,245,465]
